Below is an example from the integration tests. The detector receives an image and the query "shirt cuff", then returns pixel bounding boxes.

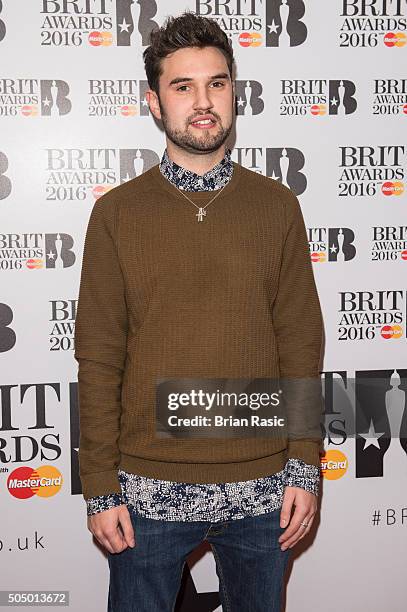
[283,457,321,496]
[86,493,124,516]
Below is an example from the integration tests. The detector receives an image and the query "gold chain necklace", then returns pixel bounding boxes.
[169,181,228,222]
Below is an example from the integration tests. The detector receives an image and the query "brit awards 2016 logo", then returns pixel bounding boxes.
[234,80,264,115]
[232,147,307,195]
[0,0,6,42]
[0,382,63,467]
[115,0,158,46]
[371,226,407,262]
[280,79,357,116]
[338,290,406,341]
[195,0,307,47]
[45,147,159,202]
[308,228,357,263]
[87,79,151,117]
[0,152,11,199]
[0,79,71,117]
[49,300,77,353]
[0,233,76,271]
[0,303,16,353]
[355,369,407,479]
[40,0,159,47]
[339,0,406,48]
[338,145,406,197]
[372,78,407,115]
[321,368,407,481]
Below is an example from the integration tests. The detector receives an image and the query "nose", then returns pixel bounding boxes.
[192,85,214,112]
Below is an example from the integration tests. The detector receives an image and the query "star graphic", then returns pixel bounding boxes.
[47,251,55,260]
[43,97,51,107]
[119,18,130,33]
[237,97,245,107]
[141,97,149,107]
[358,418,385,450]
[270,170,280,181]
[330,97,338,106]
[122,173,131,183]
[175,564,220,611]
[330,244,337,253]
[267,19,280,34]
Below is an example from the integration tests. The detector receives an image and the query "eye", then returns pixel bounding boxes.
[176,85,189,91]
[211,81,225,87]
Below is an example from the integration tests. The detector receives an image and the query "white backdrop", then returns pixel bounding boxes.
[1,1,406,610]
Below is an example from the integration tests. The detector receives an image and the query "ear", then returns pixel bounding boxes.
[146,90,161,120]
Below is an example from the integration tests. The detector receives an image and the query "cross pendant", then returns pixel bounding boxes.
[196,207,207,222]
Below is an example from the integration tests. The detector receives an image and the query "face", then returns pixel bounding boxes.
[147,46,235,154]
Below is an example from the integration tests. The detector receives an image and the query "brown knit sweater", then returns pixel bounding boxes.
[74,161,324,500]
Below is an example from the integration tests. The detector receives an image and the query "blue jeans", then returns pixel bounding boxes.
[107,506,292,612]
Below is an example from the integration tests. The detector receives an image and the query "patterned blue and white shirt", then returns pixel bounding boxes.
[85,147,321,520]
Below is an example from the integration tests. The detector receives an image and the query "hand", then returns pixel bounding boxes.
[278,486,317,551]
[87,504,136,554]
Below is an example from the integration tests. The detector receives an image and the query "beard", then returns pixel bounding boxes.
[158,99,233,154]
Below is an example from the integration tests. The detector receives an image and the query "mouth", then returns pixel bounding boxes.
[190,117,217,129]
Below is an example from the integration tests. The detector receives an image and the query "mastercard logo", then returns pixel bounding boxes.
[384,32,406,47]
[21,105,39,117]
[320,449,348,480]
[311,251,326,263]
[401,250,407,260]
[380,324,403,339]
[310,104,327,116]
[26,259,43,269]
[7,465,63,499]
[381,181,404,196]
[88,31,113,47]
[121,105,138,117]
[92,184,115,199]
[403,104,407,115]
[238,32,262,47]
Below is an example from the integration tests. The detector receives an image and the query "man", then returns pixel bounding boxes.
[74,10,324,612]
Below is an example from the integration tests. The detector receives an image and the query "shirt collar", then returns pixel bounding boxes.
[159,147,233,191]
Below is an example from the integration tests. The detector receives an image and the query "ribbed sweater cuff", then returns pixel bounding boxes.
[81,469,121,500]
[287,439,323,468]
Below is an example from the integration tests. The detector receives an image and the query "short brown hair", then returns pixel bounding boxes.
[143,11,235,96]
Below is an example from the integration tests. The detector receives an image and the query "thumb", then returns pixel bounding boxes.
[280,488,295,528]
[118,507,136,548]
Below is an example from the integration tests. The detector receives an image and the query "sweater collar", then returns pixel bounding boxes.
[159,147,233,192]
